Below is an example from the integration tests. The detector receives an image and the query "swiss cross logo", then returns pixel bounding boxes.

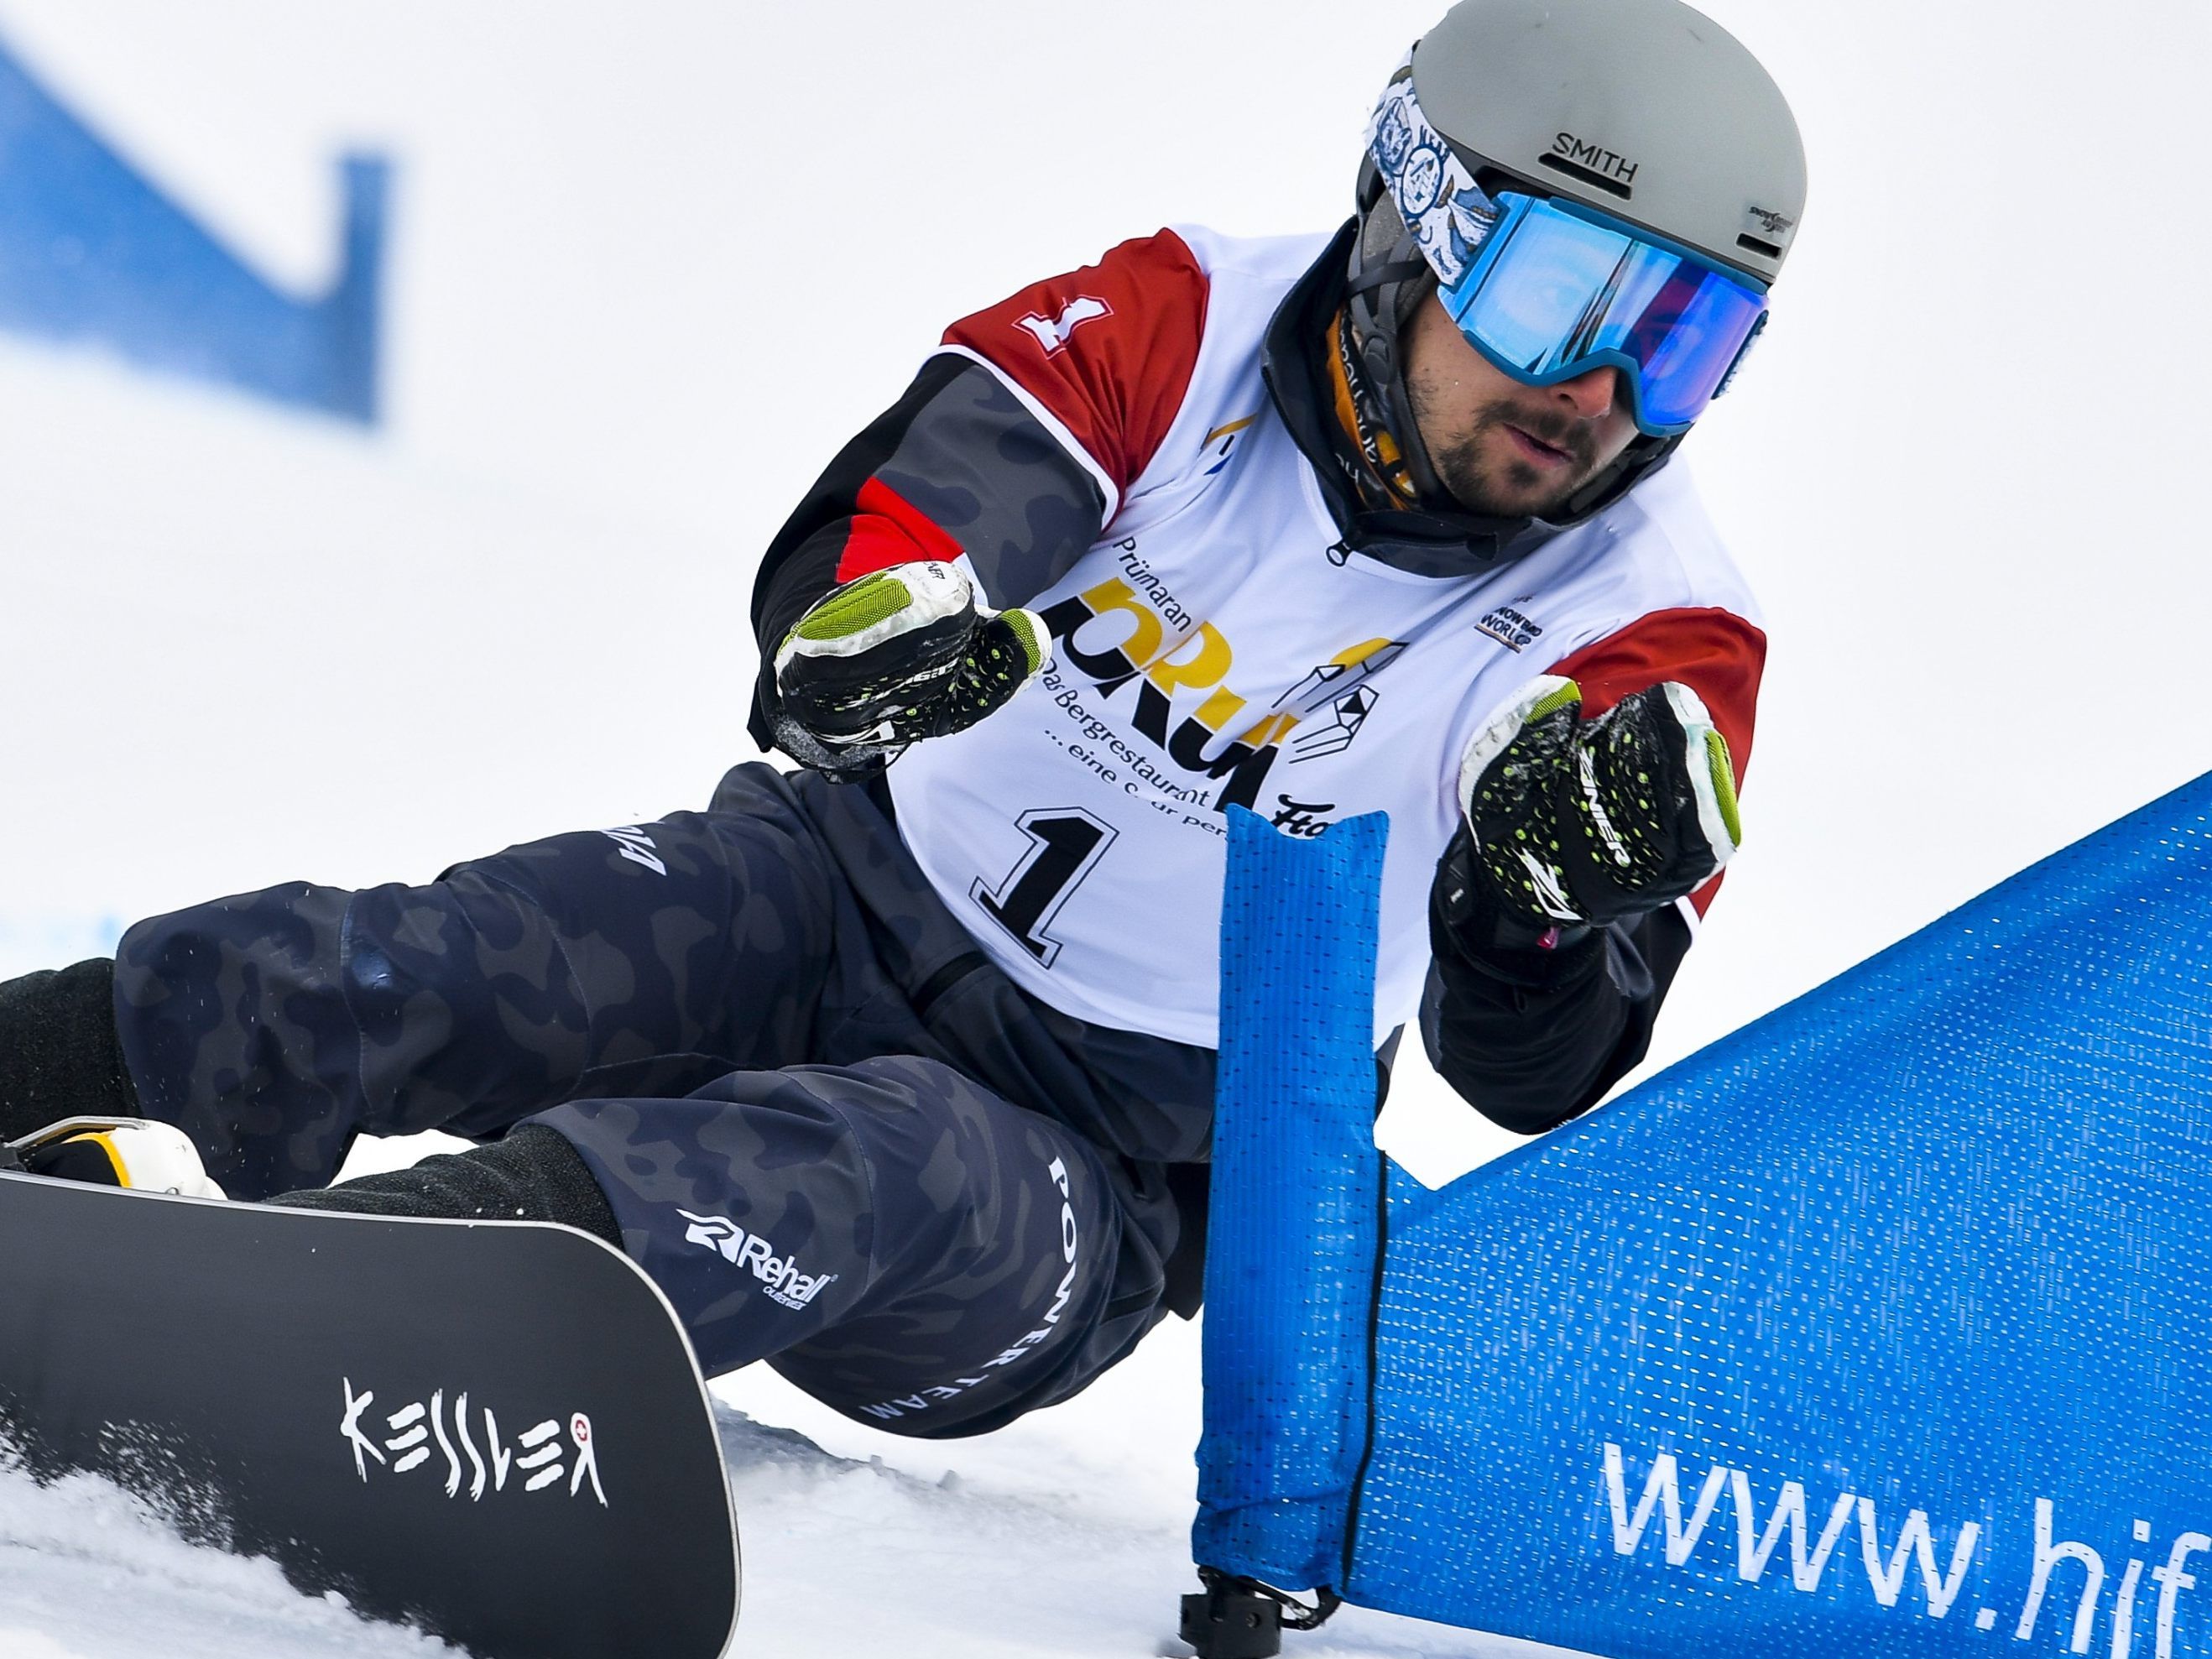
[1015,295,1112,356]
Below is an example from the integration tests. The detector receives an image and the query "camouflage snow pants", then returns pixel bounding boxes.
[112,764,1215,1437]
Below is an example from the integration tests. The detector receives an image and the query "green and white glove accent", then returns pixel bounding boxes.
[1456,675,1741,928]
[771,561,1046,776]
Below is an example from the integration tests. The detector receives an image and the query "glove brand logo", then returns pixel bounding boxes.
[1015,295,1112,356]
[1578,747,1634,868]
[1474,604,1544,653]
[1516,848,1580,922]
[676,1208,839,1310]
[339,1380,607,1506]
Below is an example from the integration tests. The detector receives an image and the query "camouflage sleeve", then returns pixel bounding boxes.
[747,352,1109,754]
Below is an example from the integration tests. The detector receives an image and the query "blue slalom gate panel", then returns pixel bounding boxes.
[0,38,387,421]
[1194,806,1390,1591]
[1343,773,2212,1655]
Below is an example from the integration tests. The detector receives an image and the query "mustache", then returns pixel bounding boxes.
[1477,398,1601,468]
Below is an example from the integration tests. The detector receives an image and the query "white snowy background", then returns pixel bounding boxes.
[0,1,2203,1654]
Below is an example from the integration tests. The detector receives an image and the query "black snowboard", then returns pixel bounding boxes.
[0,1171,739,1657]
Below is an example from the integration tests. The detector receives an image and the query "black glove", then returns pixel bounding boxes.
[1455,676,1740,929]
[770,561,1045,778]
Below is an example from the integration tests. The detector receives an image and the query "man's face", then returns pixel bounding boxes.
[1401,295,1643,519]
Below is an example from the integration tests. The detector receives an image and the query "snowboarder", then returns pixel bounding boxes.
[0,0,1802,1438]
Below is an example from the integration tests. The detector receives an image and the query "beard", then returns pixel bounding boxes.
[1414,390,1611,519]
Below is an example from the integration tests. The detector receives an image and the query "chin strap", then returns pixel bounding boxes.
[1342,257,1431,300]
[1324,307,1418,509]
[1343,157,1457,508]
[1546,428,1684,524]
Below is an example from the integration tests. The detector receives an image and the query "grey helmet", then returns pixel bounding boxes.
[1346,0,1808,524]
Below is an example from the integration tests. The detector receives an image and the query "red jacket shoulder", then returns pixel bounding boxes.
[942,230,1209,503]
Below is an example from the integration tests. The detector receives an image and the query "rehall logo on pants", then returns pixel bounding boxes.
[676,1209,839,1310]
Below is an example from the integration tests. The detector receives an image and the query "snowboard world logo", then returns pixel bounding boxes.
[340,1380,608,1506]
[1475,603,1544,653]
[677,1208,839,1310]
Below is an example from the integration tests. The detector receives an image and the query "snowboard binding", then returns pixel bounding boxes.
[0,1115,225,1197]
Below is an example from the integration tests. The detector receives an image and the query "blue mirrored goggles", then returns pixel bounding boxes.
[1437,192,1771,437]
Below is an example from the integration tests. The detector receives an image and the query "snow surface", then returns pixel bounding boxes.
[0,1454,452,1657]
[0,1341,1578,1659]
[0,1,2204,1653]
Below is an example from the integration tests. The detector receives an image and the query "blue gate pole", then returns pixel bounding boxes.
[1187,806,1390,1651]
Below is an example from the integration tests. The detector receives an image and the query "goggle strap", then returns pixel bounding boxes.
[1712,312,1769,402]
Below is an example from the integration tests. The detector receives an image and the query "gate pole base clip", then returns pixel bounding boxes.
[1178,1567,1341,1658]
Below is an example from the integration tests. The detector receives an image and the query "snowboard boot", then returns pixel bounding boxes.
[267,1125,621,1246]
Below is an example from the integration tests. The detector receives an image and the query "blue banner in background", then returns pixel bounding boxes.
[0,38,387,422]
[1194,806,1389,1592]
[1342,773,2212,1655]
